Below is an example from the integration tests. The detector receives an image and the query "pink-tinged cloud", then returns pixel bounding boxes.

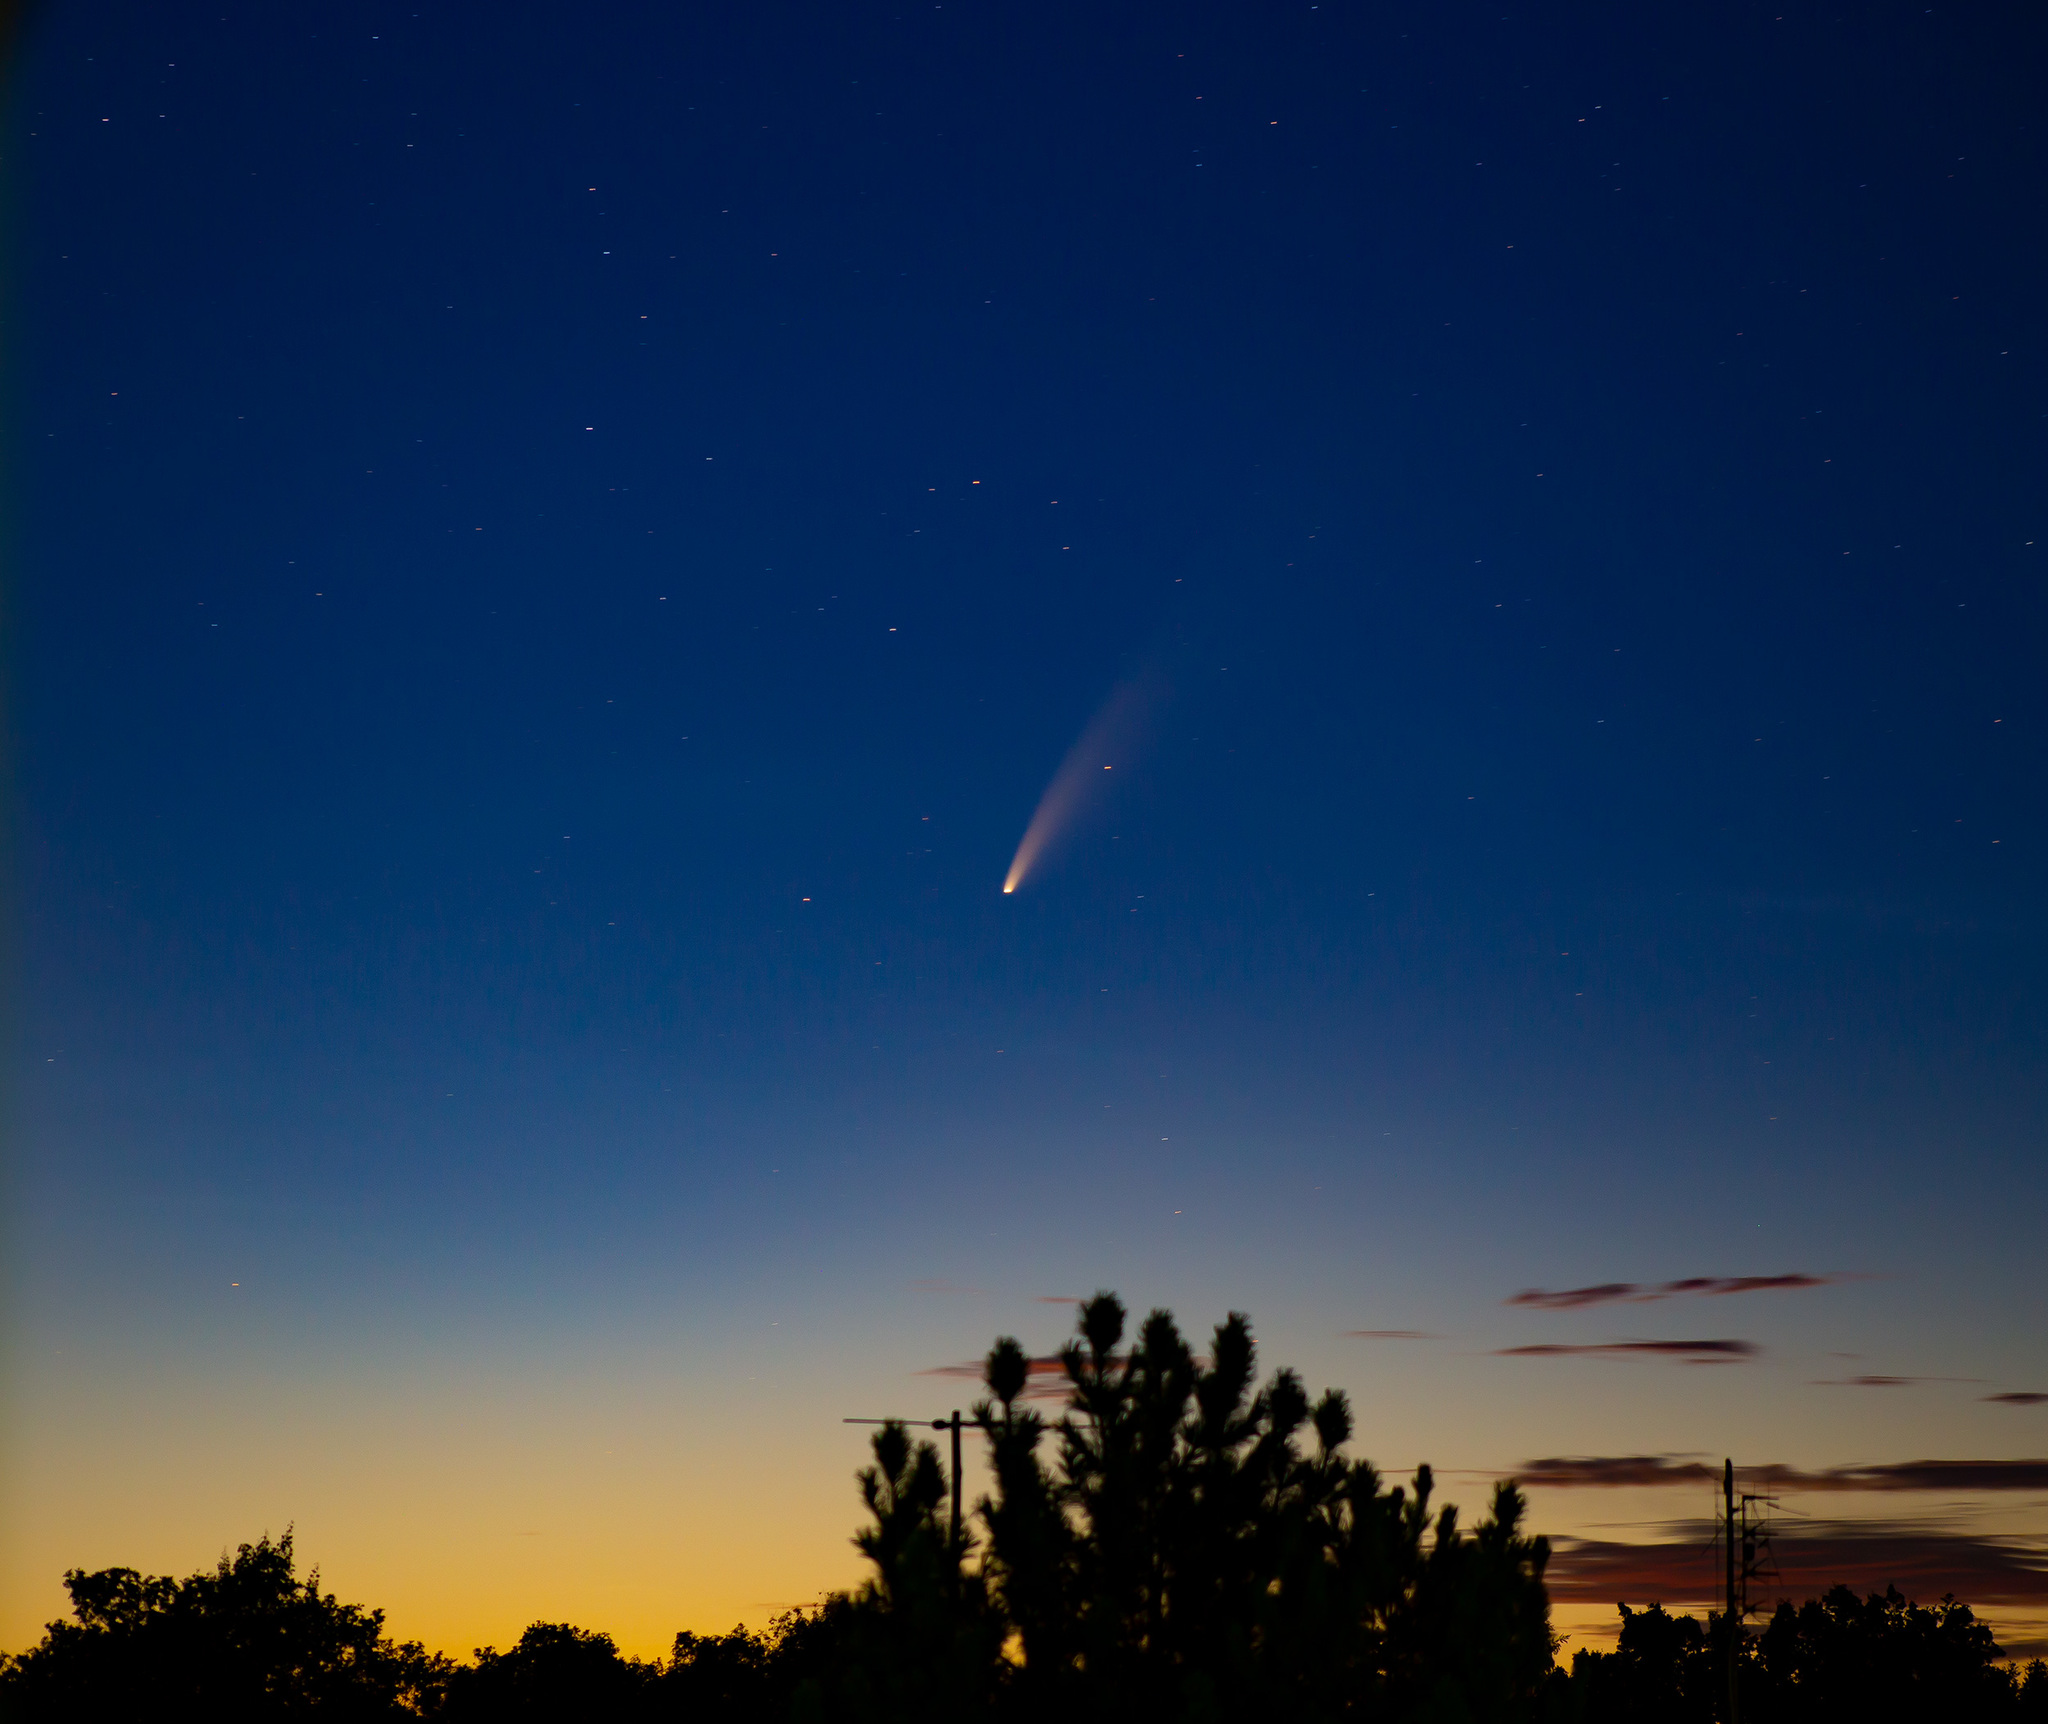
[1547,1523,2048,1607]
[1507,1282,1639,1310]
[920,1354,1075,1402]
[1671,1273,1840,1298]
[1987,1392,2048,1406]
[1034,1296,1080,1305]
[1343,1329,1439,1340]
[1507,1274,1840,1311]
[1495,1339,1758,1363]
[1519,1456,2048,1493]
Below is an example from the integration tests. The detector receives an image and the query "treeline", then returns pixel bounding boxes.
[4,1295,2044,1721]
[1569,1593,2048,1723]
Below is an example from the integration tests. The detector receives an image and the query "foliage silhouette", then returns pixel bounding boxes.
[1561,1587,2048,1723]
[973,1292,1557,1720]
[0,1530,450,1720]
[437,1621,656,1719]
[799,1419,1005,1722]
[1750,1585,2044,1721]
[801,1291,1558,1721]
[1556,1602,1717,1722]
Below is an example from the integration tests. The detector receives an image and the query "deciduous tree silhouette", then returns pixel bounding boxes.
[1559,1602,1717,1722]
[1751,1585,2041,1723]
[660,1621,777,1714]
[438,1621,655,1719]
[0,1530,449,1720]
[1562,1587,2048,1723]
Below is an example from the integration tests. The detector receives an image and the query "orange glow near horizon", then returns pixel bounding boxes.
[10,1313,2048,1664]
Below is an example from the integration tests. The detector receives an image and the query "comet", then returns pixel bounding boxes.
[1002,672,1161,893]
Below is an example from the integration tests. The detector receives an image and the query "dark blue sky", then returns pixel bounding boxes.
[8,0,2047,1655]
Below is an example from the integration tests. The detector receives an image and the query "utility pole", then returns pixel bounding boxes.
[1718,1456,1779,1722]
[844,1411,970,1551]
[1724,1458,1740,1724]
[945,1410,963,1548]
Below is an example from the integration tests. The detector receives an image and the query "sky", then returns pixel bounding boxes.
[5,0,2046,1663]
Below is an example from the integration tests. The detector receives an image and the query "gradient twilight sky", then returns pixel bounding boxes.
[6,0,2047,1663]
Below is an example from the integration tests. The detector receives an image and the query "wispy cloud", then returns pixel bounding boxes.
[1987,1392,2048,1406]
[1666,1274,1841,1298]
[1811,1461,2048,1492]
[1517,1456,2048,1493]
[920,1354,1074,1401]
[1509,1282,1639,1310]
[1519,1456,1721,1488]
[1547,1522,2048,1607]
[1034,1296,1080,1305]
[1495,1339,1758,1363]
[1508,1274,1842,1311]
[1810,1374,1981,1389]
[1343,1329,1439,1340]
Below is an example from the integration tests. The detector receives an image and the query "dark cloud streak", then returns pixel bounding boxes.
[1813,1374,1923,1388]
[1496,1339,1757,1362]
[1508,1274,1842,1311]
[1519,1456,1721,1488]
[1519,1456,2048,1492]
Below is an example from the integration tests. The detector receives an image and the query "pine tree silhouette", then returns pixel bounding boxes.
[943,1292,1555,1720]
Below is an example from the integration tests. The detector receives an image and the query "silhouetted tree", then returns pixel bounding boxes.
[1750,1585,2026,1723]
[1558,1588,2048,1723]
[944,1291,1554,1721]
[1561,1602,1717,1722]
[797,1420,1005,1723]
[653,1622,775,1716]
[436,1621,656,1720]
[0,1530,449,1719]
[2021,1659,2048,1722]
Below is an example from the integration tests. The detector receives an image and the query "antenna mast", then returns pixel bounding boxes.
[1720,1459,1778,1722]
